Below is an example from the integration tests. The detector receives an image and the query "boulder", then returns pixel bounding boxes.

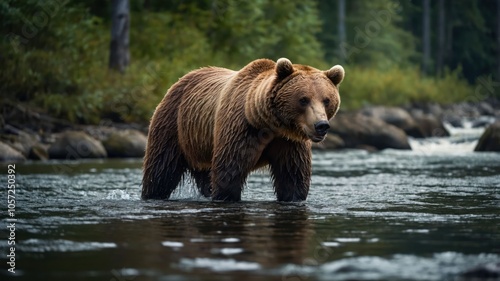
[406,102,443,118]
[476,101,496,116]
[311,134,345,150]
[102,129,147,158]
[443,102,481,119]
[29,144,49,160]
[424,103,444,117]
[474,122,500,152]
[442,114,464,128]
[1,125,40,157]
[461,263,500,279]
[48,131,107,159]
[0,141,25,162]
[412,113,450,138]
[329,113,411,150]
[361,106,424,138]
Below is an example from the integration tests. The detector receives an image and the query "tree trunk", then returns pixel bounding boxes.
[497,0,500,80]
[338,0,346,62]
[109,0,130,73]
[422,0,431,75]
[436,0,445,76]
[446,3,454,65]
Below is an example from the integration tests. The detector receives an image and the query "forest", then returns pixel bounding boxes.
[1,0,499,124]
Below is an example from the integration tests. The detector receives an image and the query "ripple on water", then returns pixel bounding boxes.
[280,252,500,281]
[18,239,117,252]
[7,149,500,281]
[161,241,184,248]
[178,258,261,272]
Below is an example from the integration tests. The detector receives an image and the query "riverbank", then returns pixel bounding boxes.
[313,99,500,152]
[1,100,499,162]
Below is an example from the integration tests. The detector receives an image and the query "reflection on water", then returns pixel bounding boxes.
[1,142,500,280]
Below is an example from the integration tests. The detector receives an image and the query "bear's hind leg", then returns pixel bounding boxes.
[142,142,188,200]
[191,170,211,198]
[142,85,188,200]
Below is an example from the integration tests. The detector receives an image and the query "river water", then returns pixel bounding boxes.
[1,124,499,281]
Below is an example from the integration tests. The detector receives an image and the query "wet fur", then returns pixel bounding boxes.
[142,58,343,202]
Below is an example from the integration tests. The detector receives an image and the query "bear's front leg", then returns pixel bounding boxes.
[211,125,269,202]
[265,138,312,202]
[210,163,246,201]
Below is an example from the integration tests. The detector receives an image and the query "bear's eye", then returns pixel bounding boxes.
[299,97,310,106]
[323,99,330,106]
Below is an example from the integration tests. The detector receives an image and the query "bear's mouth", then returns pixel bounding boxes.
[310,133,327,143]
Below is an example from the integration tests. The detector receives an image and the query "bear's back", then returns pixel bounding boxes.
[176,67,236,169]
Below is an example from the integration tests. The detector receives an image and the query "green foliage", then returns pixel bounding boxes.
[319,0,417,69]
[208,0,324,65]
[341,66,473,109]
[0,0,494,125]
[0,0,108,122]
[1,0,326,123]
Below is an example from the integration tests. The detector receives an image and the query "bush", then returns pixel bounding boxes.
[0,0,479,125]
[340,66,473,109]
[1,6,217,124]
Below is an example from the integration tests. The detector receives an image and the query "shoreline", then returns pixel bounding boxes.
[1,100,499,162]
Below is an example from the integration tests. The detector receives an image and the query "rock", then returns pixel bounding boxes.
[329,113,411,150]
[461,263,500,279]
[1,125,40,157]
[29,144,49,160]
[425,103,444,117]
[412,114,450,138]
[471,117,495,128]
[477,101,496,116]
[102,129,147,158]
[48,131,107,159]
[80,125,117,142]
[407,102,443,117]
[444,102,481,119]
[442,114,464,128]
[474,122,500,152]
[360,106,424,138]
[312,134,345,150]
[81,123,148,141]
[0,141,25,162]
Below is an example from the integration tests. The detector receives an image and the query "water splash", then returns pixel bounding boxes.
[409,119,487,154]
[280,252,500,281]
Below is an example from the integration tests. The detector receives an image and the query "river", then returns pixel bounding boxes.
[1,123,499,281]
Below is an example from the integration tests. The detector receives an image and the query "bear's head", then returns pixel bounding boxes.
[271,58,344,143]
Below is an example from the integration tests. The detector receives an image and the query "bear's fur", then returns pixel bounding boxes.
[142,58,344,202]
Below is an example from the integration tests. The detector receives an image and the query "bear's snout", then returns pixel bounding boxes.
[314,120,330,135]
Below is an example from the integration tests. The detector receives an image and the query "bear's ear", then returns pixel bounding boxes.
[276,58,294,79]
[325,65,345,86]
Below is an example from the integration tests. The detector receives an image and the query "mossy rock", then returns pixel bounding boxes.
[48,131,107,159]
[330,112,411,151]
[29,144,49,160]
[413,114,450,138]
[0,141,25,162]
[361,106,424,138]
[474,122,500,152]
[103,129,147,158]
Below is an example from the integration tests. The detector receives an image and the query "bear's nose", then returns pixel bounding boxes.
[314,121,330,135]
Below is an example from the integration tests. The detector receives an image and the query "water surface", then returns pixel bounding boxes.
[1,134,500,281]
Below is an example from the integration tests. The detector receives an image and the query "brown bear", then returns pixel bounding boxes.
[142,58,344,202]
